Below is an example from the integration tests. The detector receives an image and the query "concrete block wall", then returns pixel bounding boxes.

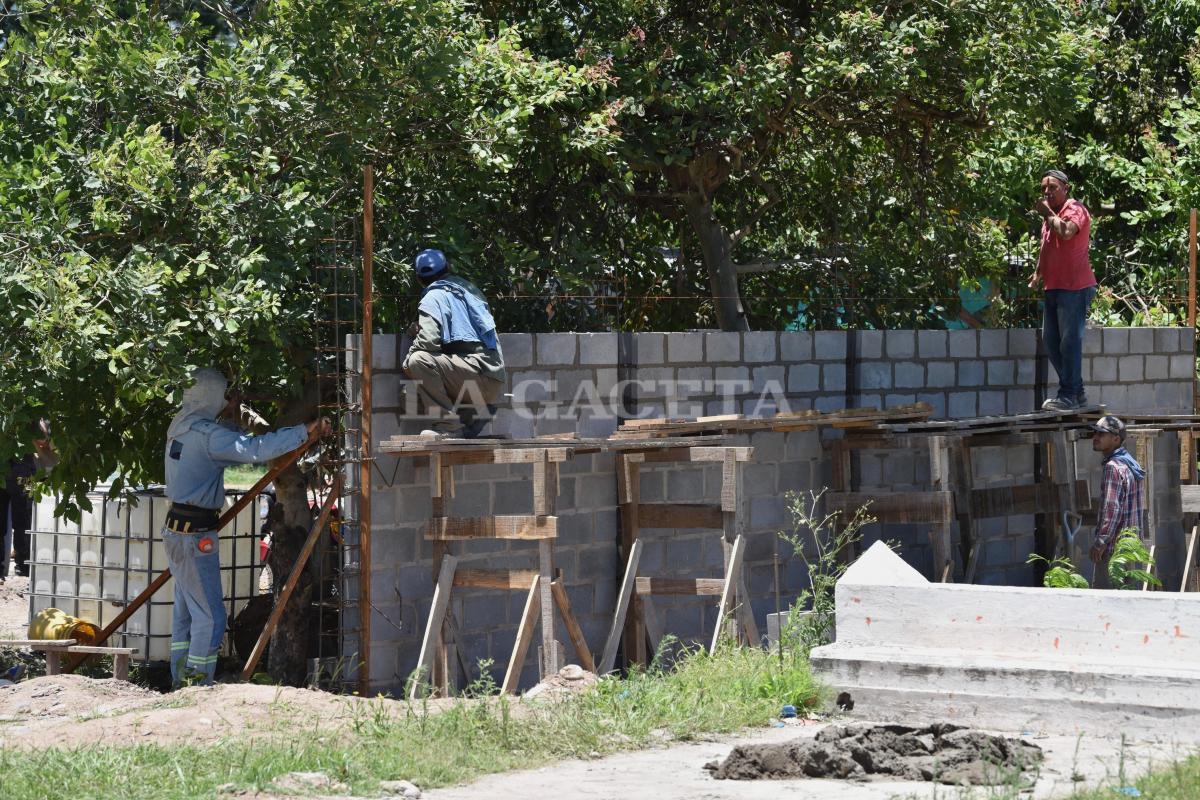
[353,327,1195,693]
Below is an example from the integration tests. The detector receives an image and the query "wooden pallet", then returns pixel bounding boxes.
[883,404,1104,435]
[611,403,934,439]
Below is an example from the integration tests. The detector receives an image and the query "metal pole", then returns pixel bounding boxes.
[1189,208,1197,330]
[358,165,374,695]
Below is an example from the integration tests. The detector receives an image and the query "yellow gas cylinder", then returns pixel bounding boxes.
[28,608,99,646]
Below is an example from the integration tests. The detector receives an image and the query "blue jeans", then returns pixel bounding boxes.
[163,528,226,685]
[1043,286,1096,402]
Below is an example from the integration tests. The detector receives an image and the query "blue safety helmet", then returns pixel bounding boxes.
[414,249,449,280]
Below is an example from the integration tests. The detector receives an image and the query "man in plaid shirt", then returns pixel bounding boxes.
[1088,415,1145,588]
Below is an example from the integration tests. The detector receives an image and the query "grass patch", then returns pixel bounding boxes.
[1066,753,1200,800]
[225,463,267,490]
[0,644,820,799]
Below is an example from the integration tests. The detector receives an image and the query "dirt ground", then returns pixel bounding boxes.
[0,575,30,640]
[0,674,462,750]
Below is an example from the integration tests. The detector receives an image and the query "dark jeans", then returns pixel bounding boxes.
[0,481,33,578]
[1043,286,1096,402]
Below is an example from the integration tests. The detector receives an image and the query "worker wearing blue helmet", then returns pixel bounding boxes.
[402,249,506,438]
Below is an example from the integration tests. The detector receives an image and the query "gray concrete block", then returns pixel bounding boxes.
[752,365,786,394]
[859,362,891,390]
[665,536,704,570]
[1102,327,1129,354]
[744,332,778,363]
[1129,328,1155,354]
[667,332,702,363]
[635,333,666,364]
[948,392,977,418]
[1145,355,1170,380]
[499,333,533,368]
[884,393,917,408]
[979,329,1007,357]
[958,361,985,387]
[577,544,619,583]
[886,330,916,359]
[814,331,848,360]
[714,366,751,388]
[575,474,615,510]
[370,335,397,370]
[858,330,884,359]
[592,508,619,542]
[786,430,822,460]
[744,464,779,498]
[1097,383,1129,412]
[1016,358,1036,386]
[1007,389,1035,413]
[978,390,1006,416]
[987,359,1015,386]
[1170,354,1194,379]
[894,362,925,389]
[396,487,434,523]
[1155,381,1191,413]
[537,333,577,365]
[1008,329,1037,357]
[916,392,947,419]
[1118,355,1144,383]
[1091,357,1117,383]
[511,370,553,404]
[780,331,813,361]
[788,364,820,392]
[1083,327,1102,355]
[822,364,846,392]
[815,395,847,412]
[1127,382,1155,411]
[666,469,706,503]
[748,431,786,462]
[705,332,741,362]
[778,461,814,493]
[1154,328,1181,354]
[917,330,948,358]
[948,329,977,358]
[926,361,956,388]
[579,333,618,365]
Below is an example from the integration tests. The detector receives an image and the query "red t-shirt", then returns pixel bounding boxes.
[1038,198,1096,290]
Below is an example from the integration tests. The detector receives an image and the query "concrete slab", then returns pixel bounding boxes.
[423,720,1186,799]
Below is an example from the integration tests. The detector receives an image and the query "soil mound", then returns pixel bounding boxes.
[705,723,1043,785]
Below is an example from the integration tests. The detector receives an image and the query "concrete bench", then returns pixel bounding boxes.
[2,639,137,681]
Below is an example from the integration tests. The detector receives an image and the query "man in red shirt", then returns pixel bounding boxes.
[1028,169,1097,411]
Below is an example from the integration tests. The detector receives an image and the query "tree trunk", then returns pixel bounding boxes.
[264,377,322,686]
[682,191,750,332]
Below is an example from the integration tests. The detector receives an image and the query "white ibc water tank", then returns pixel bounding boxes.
[28,487,264,663]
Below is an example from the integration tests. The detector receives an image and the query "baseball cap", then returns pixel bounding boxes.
[414,249,448,280]
[1089,415,1125,439]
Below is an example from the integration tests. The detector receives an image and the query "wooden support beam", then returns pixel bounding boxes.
[636,503,723,530]
[970,480,1091,518]
[639,446,754,464]
[424,515,557,540]
[736,572,761,647]
[538,538,561,677]
[1182,525,1199,592]
[825,491,955,524]
[600,538,643,674]
[493,447,572,464]
[616,453,641,669]
[639,595,665,658]
[241,478,343,680]
[711,535,746,653]
[929,436,953,582]
[551,579,595,672]
[410,554,458,699]
[635,577,725,596]
[453,569,538,590]
[502,576,541,695]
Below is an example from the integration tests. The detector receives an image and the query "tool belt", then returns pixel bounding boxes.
[165,503,219,534]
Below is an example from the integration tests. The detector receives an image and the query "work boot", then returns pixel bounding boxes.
[460,405,499,439]
[1041,397,1076,412]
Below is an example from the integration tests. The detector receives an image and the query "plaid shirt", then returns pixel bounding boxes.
[1095,448,1144,552]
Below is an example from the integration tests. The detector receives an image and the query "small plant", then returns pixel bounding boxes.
[1026,554,1090,588]
[778,490,876,654]
[1107,528,1160,590]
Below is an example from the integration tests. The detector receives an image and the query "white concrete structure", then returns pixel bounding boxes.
[811,542,1200,738]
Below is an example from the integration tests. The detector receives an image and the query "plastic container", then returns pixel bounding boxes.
[78,568,101,598]
[28,607,99,646]
[32,532,55,564]
[78,536,102,566]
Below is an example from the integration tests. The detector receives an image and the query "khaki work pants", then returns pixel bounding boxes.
[405,350,503,434]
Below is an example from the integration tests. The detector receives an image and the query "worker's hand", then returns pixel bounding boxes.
[1089,540,1106,565]
[1035,199,1054,219]
[405,322,419,339]
[307,416,332,439]
[1027,270,1043,290]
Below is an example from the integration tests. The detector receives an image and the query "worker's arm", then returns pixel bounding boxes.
[1037,199,1082,241]
[402,312,442,371]
[205,423,309,466]
[1090,464,1124,561]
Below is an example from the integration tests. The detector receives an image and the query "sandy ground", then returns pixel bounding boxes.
[0,674,462,750]
[425,722,1194,800]
[0,575,30,640]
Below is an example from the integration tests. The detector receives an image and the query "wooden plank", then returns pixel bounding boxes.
[538,538,560,677]
[639,595,665,658]
[639,446,754,464]
[636,503,723,530]
[929,437,953,582]
[240,477,343,680]
[721,450,739,512]
[494,447,572,465]
[599,538,643,675]
[453,569,538,590]
[951,440,979,583]
[635,577,725,595]
[501,576,541,694]
[970,480,1091,518]
[409,554,458,699]
[424,515,557,540]
[1,640,77,648]
[1143,544,1158,592]
[1181,485,1200,514]
[551,579,595,672]
[64,645,135,655]
[1182,525,1199,592]
[736,572,761,646]
[826,491,954,524]
[711,535,746,653]
[616,453,641,669]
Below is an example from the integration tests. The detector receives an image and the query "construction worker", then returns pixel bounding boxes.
[402,249,506,438]
[1028,168,1097,411]
[164,368,329,686]
[1088,415,1145,588]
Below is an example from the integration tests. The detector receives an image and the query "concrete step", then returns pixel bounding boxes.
[812,644,1200,737]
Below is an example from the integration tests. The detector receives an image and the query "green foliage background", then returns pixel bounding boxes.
[2,0,1200,498]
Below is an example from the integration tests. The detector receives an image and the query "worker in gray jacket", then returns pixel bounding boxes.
[164,368,329,686]
[402,249,506,438]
